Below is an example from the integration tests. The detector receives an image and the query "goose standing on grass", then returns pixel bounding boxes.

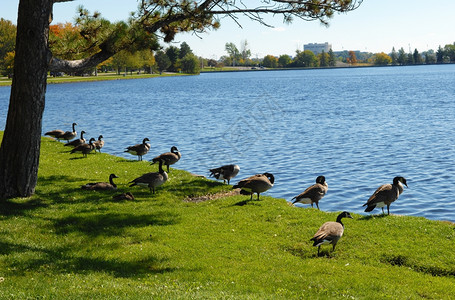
[129,159,168,194]
[209,164,240,185]
[93,135,104,153]
[81,173,119,190]
[70,137,95,158]
[362,176,408,215]
[151,146,181,172]
[311,211,353,256]
[45,128,65,141]
[291,175,328,210]
[125,138,150,161]
[64,130,86,148]
[233,172,274,201]
[60,122,78,143]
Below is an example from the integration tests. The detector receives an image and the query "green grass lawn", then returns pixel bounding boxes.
[0,72,186,87]
[0,132,454,299]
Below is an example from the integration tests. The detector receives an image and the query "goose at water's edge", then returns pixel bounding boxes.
[125,138,150,161]
[64,130,86,148]
[129,159,168,194]
[60,122,78,143]
[151,146,181,172]
[209,164,240,185]
[233,172,274,201]
[292,175,328,210]
[362,176,408,215]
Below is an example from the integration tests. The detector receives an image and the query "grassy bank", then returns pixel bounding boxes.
[0,72,186,87]
[0,132,454,299]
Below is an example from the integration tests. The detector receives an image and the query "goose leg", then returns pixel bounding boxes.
[316,202,320,210]
[317,246,321,256]
[387,205,390,215]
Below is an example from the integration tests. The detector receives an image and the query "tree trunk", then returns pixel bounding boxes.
[0,0,51,199]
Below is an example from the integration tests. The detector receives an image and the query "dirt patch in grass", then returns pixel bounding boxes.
[183,189,240,203]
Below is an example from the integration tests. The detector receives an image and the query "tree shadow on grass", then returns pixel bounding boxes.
[0,198,47,217]
[165,177,226,199]
[1,240,176,278]
[357,214,388,221]
[51,211,180,236]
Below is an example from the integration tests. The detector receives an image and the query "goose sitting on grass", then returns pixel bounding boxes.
[81,174,119,191]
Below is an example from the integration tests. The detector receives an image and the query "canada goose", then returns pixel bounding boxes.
[292,175,328,210]
[311,211,353,256]
[45,129,65,141]
[233,172,274,201]
[70,137,95,157]
[362,176,408,215]
[81,173,119,190]
[64,130,86,148]
[60,122,78,143]
[129,159,168,194]
[93,135,104,153]
[209,164,240,185]
[112,192,135,201]
[125,138,150,161]
[151,146,181,172]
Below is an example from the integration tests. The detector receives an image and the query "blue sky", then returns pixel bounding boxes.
[2,1,455,59]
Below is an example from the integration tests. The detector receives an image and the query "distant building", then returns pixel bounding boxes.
[304,42,332,55]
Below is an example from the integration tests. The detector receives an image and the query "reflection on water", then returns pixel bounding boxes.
[1,65,454,221]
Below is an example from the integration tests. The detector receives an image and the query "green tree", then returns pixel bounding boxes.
[424,50,436,64]
[373,52,392,65]
[318,50,329,67]
[444,43,455,62]
[0,0,363,199]
[436,46,445,63]
[166,46,180,72]
[328,48,336,66]
[278,54,292,67]
[225,42,240,66]
[180,53,200,74]
[207,59,217,67]
[262,55,278,68]
[407,53,414,65]
[397,47,407,65]
[155,50,171,74]
[293,50,317,67]
[0,18,17,75]
[413,49,422,64]
[179,42,193,59]
[390,47,398,65]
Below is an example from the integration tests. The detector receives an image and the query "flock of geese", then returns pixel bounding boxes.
[45,123,408,256]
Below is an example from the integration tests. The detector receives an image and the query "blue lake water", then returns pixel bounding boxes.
[1,65,455,221]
